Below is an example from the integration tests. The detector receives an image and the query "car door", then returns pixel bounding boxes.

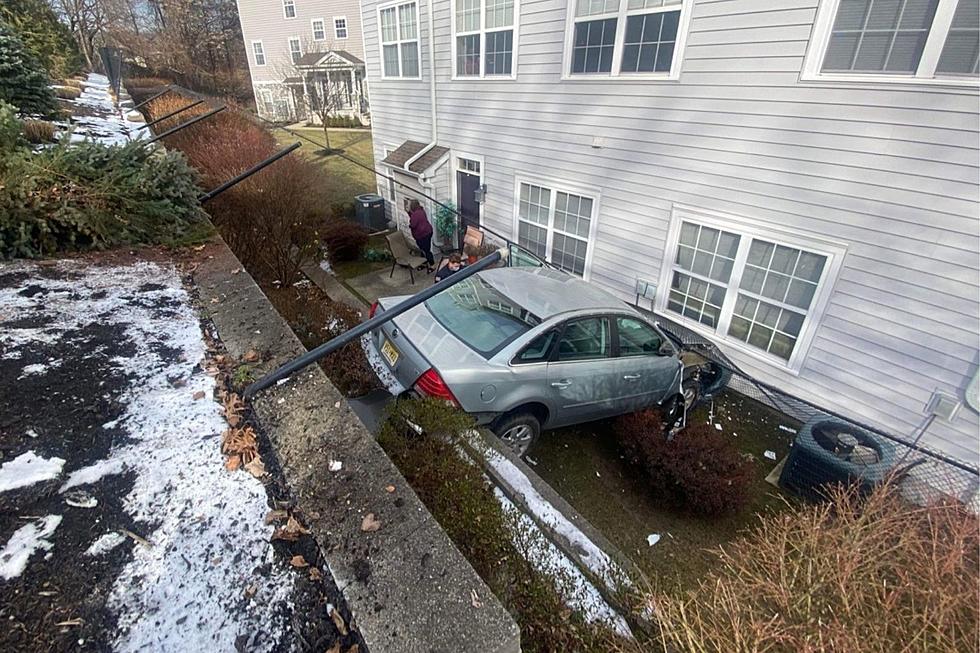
[612,316,681,414]
[545,316,623,427]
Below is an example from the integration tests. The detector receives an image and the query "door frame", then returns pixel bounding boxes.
[451,151,485,229]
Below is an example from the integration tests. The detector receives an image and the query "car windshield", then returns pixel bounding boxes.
[425,275,541,358]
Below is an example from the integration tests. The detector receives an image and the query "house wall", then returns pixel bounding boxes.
[362,0,980,465]
[237,0,365,114]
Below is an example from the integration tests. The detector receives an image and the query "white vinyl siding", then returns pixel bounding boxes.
[288,36,302,64]
[806,0,980,83]
[515,179,597,278]
[452,0,518,77]
[283,0,296,19]
[312,19,326,41]
[251,40,266,66]
[335,16,349,39]
[660,208,843,372]
[379,1,421,78]
[563,0,692,79]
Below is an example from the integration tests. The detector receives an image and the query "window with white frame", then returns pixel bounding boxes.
[288,37,302,64]
[808,0,979,81]
[283,0,296,19]
[335,16,349,39]
[516,181,596,277]
[453,0,517,77]
[458,157,481,174]
[312,18,326,40]
[379,2,420,78]
[662,212,841,368]
[252,41,266,66]
[566,0,690,77]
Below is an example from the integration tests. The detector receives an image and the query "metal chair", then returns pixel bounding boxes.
[386,231,428,284]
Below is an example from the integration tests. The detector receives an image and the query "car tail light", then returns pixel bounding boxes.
[369,301,379,318]
[414,368,458,405]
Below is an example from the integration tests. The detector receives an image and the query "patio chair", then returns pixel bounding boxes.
[386,231,428,284]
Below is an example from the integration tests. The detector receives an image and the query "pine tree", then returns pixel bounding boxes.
[0,22,58,116]
[0,0,83,80]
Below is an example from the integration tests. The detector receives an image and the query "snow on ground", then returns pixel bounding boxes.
[494,489,633,638]
[0,260,292,650]
[0,516,62,580]
[57,73,147,146]
[0,452,66,493]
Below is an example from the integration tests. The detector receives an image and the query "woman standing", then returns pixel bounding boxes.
[407,199,434,273]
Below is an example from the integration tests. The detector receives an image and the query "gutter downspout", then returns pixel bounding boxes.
[427,0,438,142]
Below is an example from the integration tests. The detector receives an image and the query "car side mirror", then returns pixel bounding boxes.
[658,342,675,356]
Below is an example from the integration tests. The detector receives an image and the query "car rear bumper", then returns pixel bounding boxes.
[360,334,406,396]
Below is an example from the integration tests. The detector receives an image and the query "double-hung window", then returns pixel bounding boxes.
[453,0,517,77]
[335,16,349,39]
[312,19,326,41]
[288,37,302,64]
[565,0,691,78]
[805,0,979,82]
[252,41,266,66]
[659,208,844,371]
[283,0,296,19]
[379,1,421,78]
[515,179,597,278]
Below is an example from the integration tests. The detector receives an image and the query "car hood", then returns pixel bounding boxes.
[377,296,491,372]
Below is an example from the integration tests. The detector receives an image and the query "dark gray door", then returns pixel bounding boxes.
[456,170,481,232]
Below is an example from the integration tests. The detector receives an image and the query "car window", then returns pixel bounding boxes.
[425,275,541,358]
[557,318,610,361]
[514,330,558,364]
[617,317,663,356]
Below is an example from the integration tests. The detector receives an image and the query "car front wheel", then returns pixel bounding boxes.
[492,412,540,458]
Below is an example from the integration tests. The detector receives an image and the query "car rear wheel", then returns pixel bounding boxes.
[493,412,540,458]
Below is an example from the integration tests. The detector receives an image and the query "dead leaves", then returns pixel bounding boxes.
[224,393,245,427]
[308,567,323,581]
[330,607,349,636]
[244,456,266,478]
[289,555,309,568]
[272,516,311,542]
[222,425,267,478]
[264,509,288,524]
[243,349,261,363]
[360,513,381,533]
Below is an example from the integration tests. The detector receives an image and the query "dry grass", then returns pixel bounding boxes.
[145,94,210,133]
[644,482,979,653]
[60,79,84,90]
[23,120,55,144]
[54,87,81,100]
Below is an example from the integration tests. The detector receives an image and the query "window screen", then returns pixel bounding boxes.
[822,0,940,73]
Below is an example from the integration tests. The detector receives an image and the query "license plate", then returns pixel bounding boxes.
[381,338,400,367]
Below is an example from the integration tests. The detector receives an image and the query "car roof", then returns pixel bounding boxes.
[477,266,632,319]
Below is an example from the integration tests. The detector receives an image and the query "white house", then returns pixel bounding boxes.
[237,0,371,123]
[360,0,980,470]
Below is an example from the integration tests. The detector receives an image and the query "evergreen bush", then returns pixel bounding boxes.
[0,22,58,116]
[0,140,209,258]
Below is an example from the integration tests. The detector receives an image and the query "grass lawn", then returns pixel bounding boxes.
[530,390,802,592]
[331,234,390,281]
[272,127,377,204]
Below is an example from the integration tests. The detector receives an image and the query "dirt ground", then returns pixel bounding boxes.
[531,390,801,591]
[0,251,362,652]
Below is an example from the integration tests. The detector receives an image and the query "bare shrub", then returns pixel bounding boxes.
[145,94,210,133]
[322,221,369,263]
[647,483,979,653]
[615,410,753,515]
[23,120,55,143]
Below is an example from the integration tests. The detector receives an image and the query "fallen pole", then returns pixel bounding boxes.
[244,248,508,398]
[137,99,204,130]
[198,142,301,203]
[145,106,225,144]
[131,85,172,111]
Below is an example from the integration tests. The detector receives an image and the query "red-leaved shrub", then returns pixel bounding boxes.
[322,221,369,263]
[615,410,753,516]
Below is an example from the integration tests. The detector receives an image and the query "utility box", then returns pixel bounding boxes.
[355,193,386,232]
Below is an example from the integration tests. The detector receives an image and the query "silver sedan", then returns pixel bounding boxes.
[364,267,684,456]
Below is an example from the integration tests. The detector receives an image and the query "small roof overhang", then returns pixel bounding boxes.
[295,50,365,69]
[380,140,450,176]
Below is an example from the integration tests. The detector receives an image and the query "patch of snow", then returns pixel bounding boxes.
[328,460,342,472]
[319,259,333,274]
[778,425,797,434]
[64,491,98,508]
[360,334,404,395]
[18,363,49,377]
[494,489,632,638]
[85,532,127,557]
[60,459,128,494]
[25,429,39,439]
[0,516,62,580]
[646,533,661,547]
[0,259,293,650]
[0,451,66,492]
[764,450,777,461]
